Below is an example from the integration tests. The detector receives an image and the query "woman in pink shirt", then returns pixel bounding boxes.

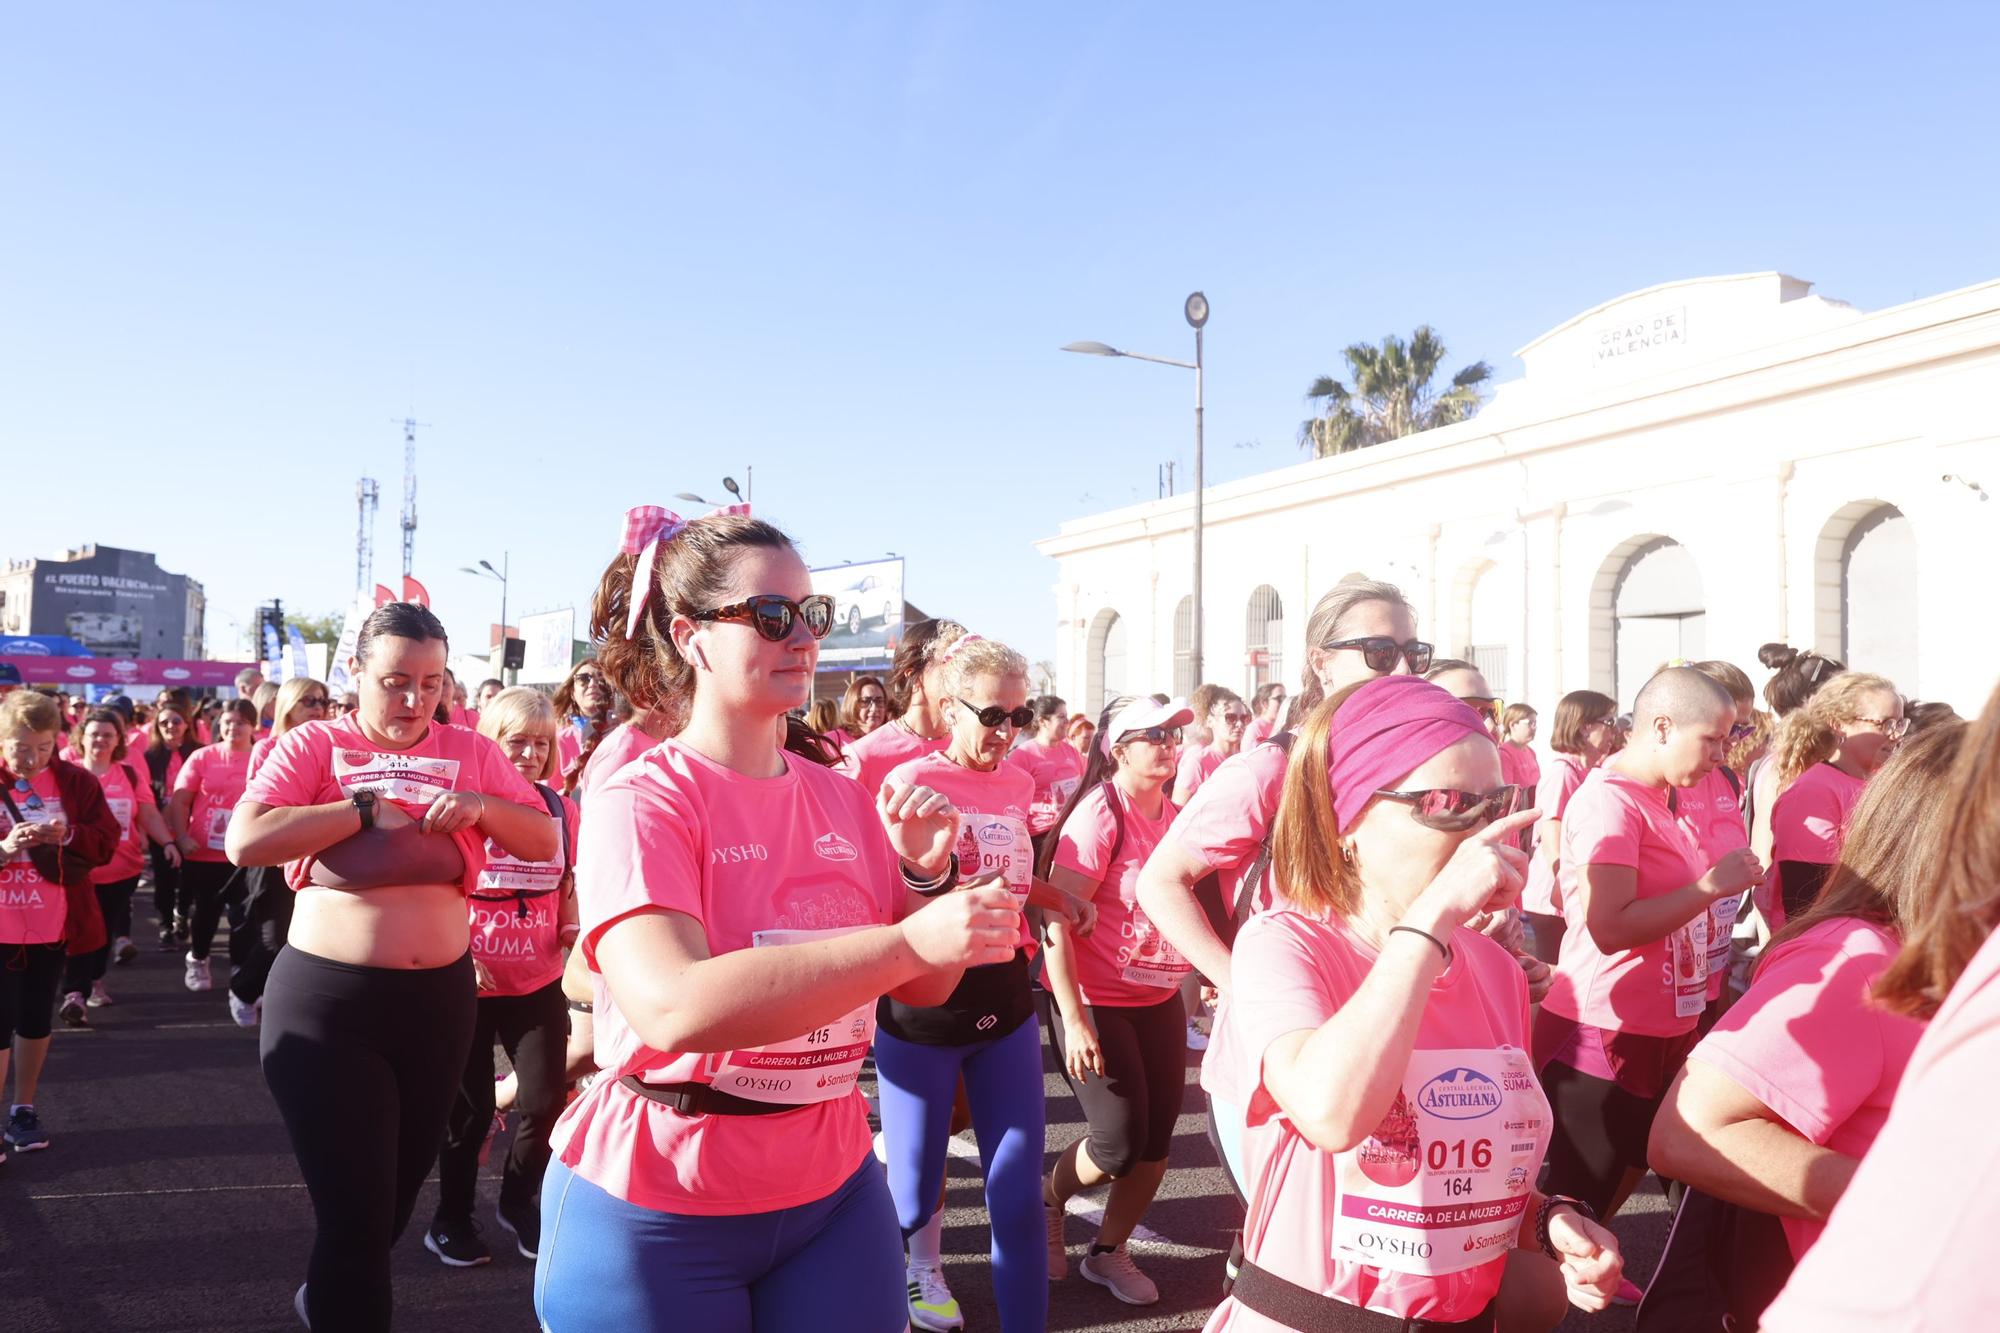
[1768,671,1904,926]
[230,603,558,1330]
[834,618,969,798]
[536,506,1018,1332]
[1520,690,1617,967]
[1497,704,1541,806]
[552,658,614,791]
[142,698,201,950]
[840,674,891,742]
[1761,682,2000,1331]
[1242,682,1286,750]
[1173,685,1250,808]
[1206,676,1621,1332]
[168,697,258,993]
[1673,661,1759,1022]
[1647,721,1960,1322]
[1007,695,1083,853]
[226,677,330,1028]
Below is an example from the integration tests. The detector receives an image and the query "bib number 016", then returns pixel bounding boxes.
[1426,1137,1493,1172]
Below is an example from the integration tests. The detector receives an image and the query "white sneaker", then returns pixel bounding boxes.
[1185,1020,1209,1051]
[184,953,212,992]
[1080,1244,1160,1305]
[228,992,260,1028]
[114,936,138,964]
[905,1260,964,1331]
[86,981,113,1008]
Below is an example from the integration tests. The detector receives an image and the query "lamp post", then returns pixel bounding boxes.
[459,553,511,684]
[1063,291,1209,685]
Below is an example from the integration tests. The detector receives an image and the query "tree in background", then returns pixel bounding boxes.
[1297,326,1491,457]
[284,610,346,649]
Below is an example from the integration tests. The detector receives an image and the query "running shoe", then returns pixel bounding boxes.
[228,991,260,1028]
[87,982,113,1008]
[184,953,212,992]
[5,1105,51,1152]
[1611,1276,1645,1306]
[423,1215,492,1267]
[1080,1244,1159,1306]
[58,992,90,1028]
[906,1260,963,1331]
[159,924,176,950]
[1044,1199,1069,1280]
[1185,1019,1209,1051]
[496,1198,540,1259]
[114,936,138,964]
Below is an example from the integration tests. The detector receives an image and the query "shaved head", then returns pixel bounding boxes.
[1634,667,1734,727]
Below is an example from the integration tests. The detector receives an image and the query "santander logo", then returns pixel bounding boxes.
[813,832,858,863]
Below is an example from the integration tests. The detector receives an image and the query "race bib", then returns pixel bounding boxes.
[957,812,1032,903]
[1668,915,1710,1018]
[1334,1046,1549,1278]
[107,797,135,836]
[205,805,232,851]
[1050,777,1080,809]
[332,749,461,808]
[478,834,566,894]
[705,926,876,1105]
[1118,905,1191,988]
[1706,895,1742,980]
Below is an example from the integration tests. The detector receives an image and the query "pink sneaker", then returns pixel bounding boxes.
[1611,1276,1645,1306]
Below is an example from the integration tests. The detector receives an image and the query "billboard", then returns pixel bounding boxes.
[0,656,255,689]
[810,558,905,675]
[27,546,192,658]
[518,608,579,685]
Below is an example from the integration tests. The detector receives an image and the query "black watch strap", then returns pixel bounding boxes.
[352,791,377,830]
[1536,1193,1596,1260]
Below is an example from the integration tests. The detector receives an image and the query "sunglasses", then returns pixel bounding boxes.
[1220,711,1253,725]
[301,695,329,709]
[1854,716,1910,739]
[1374,784,1522,831]
[1728,721,1756,742]
[955,698,1035,729]
[1322,636,1435,675]
[1117,726,1183,746]
[1459,695,1504,722]
[691,593,836,643]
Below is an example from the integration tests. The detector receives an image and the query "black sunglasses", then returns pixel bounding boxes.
[1118,726,1183,746]
[1374,784,1521,831]
[1321,636,1435,675]
[956,698,1035,729]
[691,594,835,643]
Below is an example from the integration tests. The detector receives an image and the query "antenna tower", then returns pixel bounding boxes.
[355,478,380,595]
[392,416,429,577]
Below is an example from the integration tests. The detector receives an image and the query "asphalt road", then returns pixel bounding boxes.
[1,901,1667,1332]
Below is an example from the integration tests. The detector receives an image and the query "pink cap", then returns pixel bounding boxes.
[1328,676,1488,832]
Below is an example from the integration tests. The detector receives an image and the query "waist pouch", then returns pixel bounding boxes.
[878,948,1033,1046]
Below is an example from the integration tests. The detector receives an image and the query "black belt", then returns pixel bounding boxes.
[617,1074,801,1118]
[1232,1261,1495,1333]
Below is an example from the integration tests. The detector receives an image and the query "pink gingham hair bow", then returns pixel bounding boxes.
[621,503,753,638]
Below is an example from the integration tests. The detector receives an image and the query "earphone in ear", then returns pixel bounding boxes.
[691,638,713,672]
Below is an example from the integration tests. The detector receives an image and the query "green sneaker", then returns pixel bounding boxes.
[906,1260,964,1331]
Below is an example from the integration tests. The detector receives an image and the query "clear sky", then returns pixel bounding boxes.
[6,4,1997,673]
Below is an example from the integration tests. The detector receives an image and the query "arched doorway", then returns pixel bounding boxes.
[1245,585,1284,697]
[1454,558,1514,696]
[1171,596,1195,699]
[1815,501,1917,688]
[1085,608,1126,715]
[1591,535,1705,704]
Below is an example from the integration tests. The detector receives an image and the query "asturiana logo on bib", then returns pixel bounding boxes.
[1417,1067,1503,1120]
[975,823,1014,848]
[813,832,858,862]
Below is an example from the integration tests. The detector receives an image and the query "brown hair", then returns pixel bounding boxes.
[1290,579,1413,725]
[1772,671,1898,790]
[1758,642,1844,716]
[1761,721,1966,978]
[1691,659,1755,706]
[839,675,889,733]
[807,698,841,736]
[147,704,200,758]
[885,618,968,717]
[1500,702,1537,733]
[1268,682,1374,917]
[1875,681,2000,1018]
[78,707,131,762]
[1549,690,1617,756]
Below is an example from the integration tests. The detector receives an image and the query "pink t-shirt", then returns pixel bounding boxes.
[1163,740,1293,1103]
[549,740,904,1216]
[1498,742,1542,794]
[834,720,946,799]
[1691,916,1922,1258]
[1173,743,1230,807]
[173,743,253,864]
[1544,768,1710,1037]
[1005,737,1086,835]
[242,715,539,895]
[1761,926,2000,1332]
[1771,762,1867,866]
[557,723,585,786]
[0,768,68,944]
[887,751,1035,949]
[1053,783,1185,1007]
[1674,766,1750,999]
[575,721,660,804]
[1521,755,1589,917]
[88,761,157,884]
[471,786,578,997]
[1205,913,1541,1329]
[1243,716,1277,749]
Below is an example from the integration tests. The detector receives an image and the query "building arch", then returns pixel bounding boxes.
[1590,534,1706,703]
[1245,585,1284,696]
[1171,596,1195,698]
[1814,501,1917,686]
[1085,607,1126,715]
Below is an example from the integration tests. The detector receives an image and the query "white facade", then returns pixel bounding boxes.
[1037,273,2000,718]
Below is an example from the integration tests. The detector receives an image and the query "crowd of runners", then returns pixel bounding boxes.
[2,501,1996,1332]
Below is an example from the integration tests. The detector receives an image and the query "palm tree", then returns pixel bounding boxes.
[1298,326,1492,457]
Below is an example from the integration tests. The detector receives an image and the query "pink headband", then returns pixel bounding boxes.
[1328,676,1488,833]
[620,502,752,638]
[934,632,984,669]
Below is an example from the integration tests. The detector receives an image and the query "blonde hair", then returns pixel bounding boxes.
[1293,579,1413,724]
[1773,671,1898,791]
[271,677,327,740]
[0,691,63,736]
[1268,682,1372,916]
[936,635,1028,698]
[477,687,562,783]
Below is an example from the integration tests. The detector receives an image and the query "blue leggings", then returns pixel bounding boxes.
[874,1018,1048,1333]
[535,1156,905,1332]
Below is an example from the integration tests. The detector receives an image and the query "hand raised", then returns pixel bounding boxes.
[1411,807,1541,930]
[900,884,1020,971]
[878,778,958,876]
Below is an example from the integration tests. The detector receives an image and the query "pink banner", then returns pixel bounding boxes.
[0,657,258,689]
[1339,1192,1529,1231]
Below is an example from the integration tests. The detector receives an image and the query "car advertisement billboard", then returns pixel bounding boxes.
[27,546,191,658]
[810,558,905,675]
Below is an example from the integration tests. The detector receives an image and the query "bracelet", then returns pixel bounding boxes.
[472,791,487,821]
[900,853,959,895]
[1388,925,1452,964]
[1536,1193,1596,1260]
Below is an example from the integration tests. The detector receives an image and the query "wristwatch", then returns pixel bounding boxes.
[1536,1193,1597,1260]
[352,790,378,830]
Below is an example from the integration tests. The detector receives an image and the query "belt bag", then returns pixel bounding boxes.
[1233,1261,1495,1333]
[617,1074,801,1118]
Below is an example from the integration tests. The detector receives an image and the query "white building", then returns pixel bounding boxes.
[1037,272,2000,718]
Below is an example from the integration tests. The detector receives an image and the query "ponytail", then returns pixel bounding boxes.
[1269,681,1370,916]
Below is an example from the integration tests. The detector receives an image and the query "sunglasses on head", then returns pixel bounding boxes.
[955,698,1035,729]
[1322,636,1435,675]
[690,594,835,642]
[1118,726,1183,746]
[1374,784,1522,831]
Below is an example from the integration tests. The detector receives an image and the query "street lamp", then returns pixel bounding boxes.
[1063,290,1209,685]
[459,553,511,684]
[679,470,754,509]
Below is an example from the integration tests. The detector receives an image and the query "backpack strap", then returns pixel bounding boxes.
[535,782,573,865]
[1720,764,1742,800]
[1230,731,1297,929]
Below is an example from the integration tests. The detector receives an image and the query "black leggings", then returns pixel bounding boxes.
[150,843,185,933]
[1,942,68,1044]
[1045,990,1186,1176]
[436,980,568,1221]
[261,946,476,1332]
[227,866,294,1005]
[181,859,239,961]
[1538,1059,1667,1218]
[64,877,139,991]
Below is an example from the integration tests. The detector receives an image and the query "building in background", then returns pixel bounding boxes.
[1038,273,2000,718]
[0,544,206,659]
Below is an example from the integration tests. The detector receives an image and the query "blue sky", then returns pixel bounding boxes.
[6,4,1997,672]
